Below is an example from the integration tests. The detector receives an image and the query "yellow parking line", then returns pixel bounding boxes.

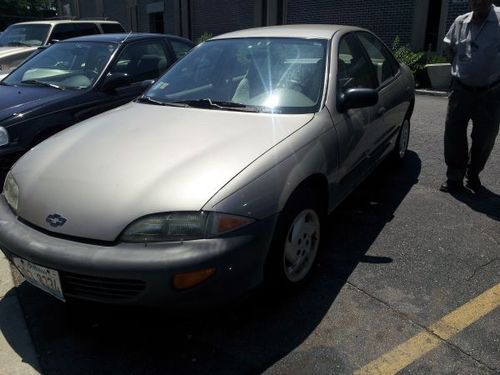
[354,283,500,375]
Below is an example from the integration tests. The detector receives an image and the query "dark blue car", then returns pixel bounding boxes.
[0,33,194,167]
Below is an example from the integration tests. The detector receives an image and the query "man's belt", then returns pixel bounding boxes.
[455,78,500,92]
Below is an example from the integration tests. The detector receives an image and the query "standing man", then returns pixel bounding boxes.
[440,0,500,193]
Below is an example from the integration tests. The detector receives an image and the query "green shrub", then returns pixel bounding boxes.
[195,32,213,45]
[391,37,426,74]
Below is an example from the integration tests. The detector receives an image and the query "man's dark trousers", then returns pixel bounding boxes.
[445,81,500,182]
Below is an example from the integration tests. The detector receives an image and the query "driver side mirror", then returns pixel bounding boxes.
[338,88,379,112]
[141,79,155,89]
[101,72,131,92]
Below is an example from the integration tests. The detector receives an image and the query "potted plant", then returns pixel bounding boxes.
[425,55,451,91]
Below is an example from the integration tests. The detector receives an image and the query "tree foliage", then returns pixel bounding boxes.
[0,0,57,30]
[195,32,213,45]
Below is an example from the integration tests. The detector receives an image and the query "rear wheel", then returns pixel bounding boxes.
[266,189,322,288]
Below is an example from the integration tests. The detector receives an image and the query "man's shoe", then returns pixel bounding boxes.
[465,175,482,191]
[439,180,463,193]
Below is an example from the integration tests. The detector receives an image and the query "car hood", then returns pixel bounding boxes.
[12,102,314,241]
[0,85,76,122]
[0,46,36,59]
[0,46,37,72]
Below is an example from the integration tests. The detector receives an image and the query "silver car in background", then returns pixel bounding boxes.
[0,20,125,75]
[0,25,414,306]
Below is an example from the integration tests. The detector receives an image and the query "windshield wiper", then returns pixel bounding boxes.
[21,80,63,90]
[172,98,261,112]
[136,96,189,107]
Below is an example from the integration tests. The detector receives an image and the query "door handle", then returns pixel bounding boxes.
[377,107,386,116]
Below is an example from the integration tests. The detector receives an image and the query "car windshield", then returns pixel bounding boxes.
[145,38,328,114]
[4,41,118,90]
[0,24,50,47]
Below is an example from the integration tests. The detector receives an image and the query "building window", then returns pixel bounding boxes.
[149,12,164,33]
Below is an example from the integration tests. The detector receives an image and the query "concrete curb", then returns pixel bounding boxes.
[0,254,41,375]
[416,89,449,97]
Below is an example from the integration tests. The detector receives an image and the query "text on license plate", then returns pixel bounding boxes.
[13,257,64,301]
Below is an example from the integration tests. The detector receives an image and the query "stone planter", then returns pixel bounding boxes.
[425,63,452,91]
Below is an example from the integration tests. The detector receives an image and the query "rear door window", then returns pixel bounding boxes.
[109,41,172,83]
[170,40,193,59]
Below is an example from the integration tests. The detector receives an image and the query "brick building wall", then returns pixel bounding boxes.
[446,0,470,31]
[59,0,135,31]
[62,0,500,51]
[163,0,179,35]
[286,0,416,47]
[190,0,257,40]
[78,1,98,18]
[137,0,188,35]
[103,0,131,30]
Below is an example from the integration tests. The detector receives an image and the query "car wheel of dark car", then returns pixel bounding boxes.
[266,188,322,288]
[390,118,411,163]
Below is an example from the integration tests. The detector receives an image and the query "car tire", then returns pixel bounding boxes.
[390,118,410,163]
[265,188,323,289]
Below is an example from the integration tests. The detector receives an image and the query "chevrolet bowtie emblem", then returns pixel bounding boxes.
[46,214,67,228]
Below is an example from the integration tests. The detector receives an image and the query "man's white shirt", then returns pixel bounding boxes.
[444,5,500,87]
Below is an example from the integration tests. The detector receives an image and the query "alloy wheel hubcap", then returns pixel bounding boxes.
[283,209,320,282]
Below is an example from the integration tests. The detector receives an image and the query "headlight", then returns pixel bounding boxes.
[3,172,19,213]
[120,211,255,243]
[0,127,9,146]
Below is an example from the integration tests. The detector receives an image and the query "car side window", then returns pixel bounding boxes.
[109,41,171,83]
[100,23,126,33]
[337,33,377,93]
[51,24,78,41]
[356,32,400,87]
[73,23,100,37]
[170,40,193,59]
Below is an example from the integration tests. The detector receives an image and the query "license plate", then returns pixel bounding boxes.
[13,257,64,301]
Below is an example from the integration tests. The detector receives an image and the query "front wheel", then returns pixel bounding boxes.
[266,191,322,288]
[390,118,410,162]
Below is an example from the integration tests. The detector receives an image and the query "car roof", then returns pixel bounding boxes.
[13,20,121,26]
[212,24,365,40]
[60,33,190,44]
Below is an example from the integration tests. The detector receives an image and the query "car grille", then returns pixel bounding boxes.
[60,272,146,301]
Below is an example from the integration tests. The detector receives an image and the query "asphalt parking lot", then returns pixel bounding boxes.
[1,95,499,374]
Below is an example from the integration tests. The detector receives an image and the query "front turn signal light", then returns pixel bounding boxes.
[172,267,216,290]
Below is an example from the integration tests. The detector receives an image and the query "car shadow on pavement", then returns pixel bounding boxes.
[6,151,421,375]
[451,187,500,221]
[0,289,42,373]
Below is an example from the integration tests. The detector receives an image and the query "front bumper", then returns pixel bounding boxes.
[0,144,26,169]
[0,198,278,306]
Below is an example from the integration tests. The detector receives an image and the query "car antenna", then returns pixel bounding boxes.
[122,30,133,44]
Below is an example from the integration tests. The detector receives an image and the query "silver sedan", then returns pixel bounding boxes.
[0,25,414,306]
